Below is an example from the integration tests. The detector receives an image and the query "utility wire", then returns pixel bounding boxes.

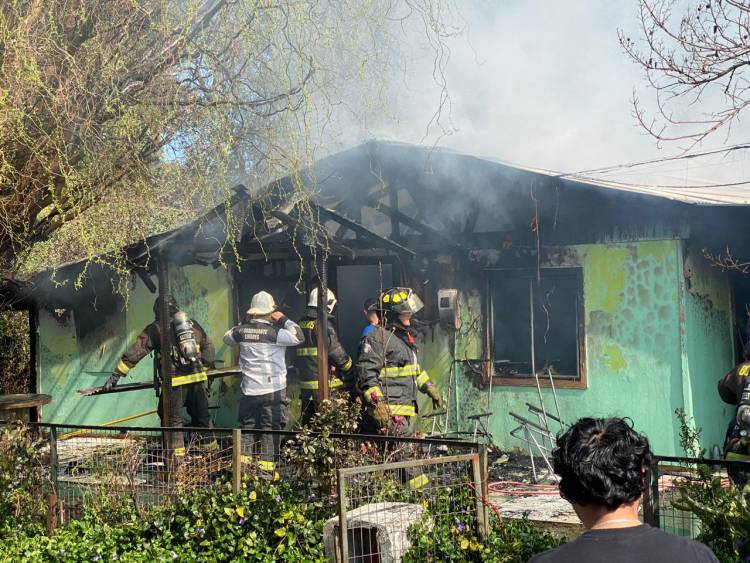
[562,142,750,178]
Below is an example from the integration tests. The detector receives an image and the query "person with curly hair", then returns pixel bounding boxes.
[530,417,717,562]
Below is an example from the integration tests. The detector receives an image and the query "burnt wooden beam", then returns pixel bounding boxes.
[269,209,356,259]
[313,205,417,257]
[389,183,401,241]
[363,195,464,251]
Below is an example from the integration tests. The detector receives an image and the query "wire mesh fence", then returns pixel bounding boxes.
[7,420,482,531]
[334,453,487,562]
[643,454,750,538]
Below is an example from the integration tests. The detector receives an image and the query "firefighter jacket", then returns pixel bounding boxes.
[356,325,433,417]
[293,308,354,394]
[115,317,215,388]
[223,316,303,396]
[718,361,750,405]
[718,361,750,464]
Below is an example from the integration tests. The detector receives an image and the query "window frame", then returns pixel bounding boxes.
[483,268,587,390]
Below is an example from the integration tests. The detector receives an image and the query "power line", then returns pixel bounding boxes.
[562,142,750,178]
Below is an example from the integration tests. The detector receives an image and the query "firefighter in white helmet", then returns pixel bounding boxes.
[224,291,303,476]
[293,287,356,424]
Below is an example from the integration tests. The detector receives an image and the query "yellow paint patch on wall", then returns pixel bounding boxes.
[582,246,629,320]
[602,344,627,372]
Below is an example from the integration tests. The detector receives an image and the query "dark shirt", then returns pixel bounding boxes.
[529,525,718,563]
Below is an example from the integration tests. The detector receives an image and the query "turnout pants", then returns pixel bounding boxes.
[157,381,212,458]
[238,389,289,472]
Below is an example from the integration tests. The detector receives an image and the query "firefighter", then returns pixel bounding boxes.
[224,291,303,476]
[357,287,443,434]
[718,344,750,486]
[104,294,215,460]
[293,287,355,424]
[356,286,443,490]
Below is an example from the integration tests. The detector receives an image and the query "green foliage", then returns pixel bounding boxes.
[282,396,367,493]
[0,310,29,394]
[0,478,331,562]
[671,409,750,562]
[676,408,705,459]
[0,423,47,538]
[397,479,562,562]
[403,483,563,563]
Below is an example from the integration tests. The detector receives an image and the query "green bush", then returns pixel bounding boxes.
[283,396,367,494]
[0,477,331,562]
[404,510,563,562]
[403,481,563,562]
[671,409,750,563]
[0,423,47,538]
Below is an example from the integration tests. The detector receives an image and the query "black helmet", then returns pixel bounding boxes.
[153,294,180,317]
[380,287,424,315]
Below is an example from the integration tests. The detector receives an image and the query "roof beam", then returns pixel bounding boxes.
[363,195,464,251]
[269,209,356,259]
[313,205,417,257]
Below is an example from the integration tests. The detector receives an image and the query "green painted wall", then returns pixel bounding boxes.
[39,301,159,426]
[453,240,724,456]
[39,264,235,427]
[681,245,735,452]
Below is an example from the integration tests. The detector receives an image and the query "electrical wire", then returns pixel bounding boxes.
[491,142,750,191]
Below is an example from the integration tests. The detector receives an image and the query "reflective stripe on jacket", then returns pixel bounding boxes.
[292,309,354,394]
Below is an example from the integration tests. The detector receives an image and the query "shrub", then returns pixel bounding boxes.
[0,423,47,538]
[282,396,367,494]
[671,409,750,563]
[403,481,563,562]
[0,477,331,562]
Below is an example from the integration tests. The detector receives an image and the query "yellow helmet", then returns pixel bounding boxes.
[380,287,423,315]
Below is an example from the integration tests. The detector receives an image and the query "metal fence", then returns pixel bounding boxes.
[9,421,482,530]
[334,453,488,562]
[643,454,750,538]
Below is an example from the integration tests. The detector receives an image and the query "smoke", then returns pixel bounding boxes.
[320,0,750,188]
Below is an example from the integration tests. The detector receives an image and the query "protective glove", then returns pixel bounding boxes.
[370,401,390,428]
[103,372,122,392]
[425,385,443,410]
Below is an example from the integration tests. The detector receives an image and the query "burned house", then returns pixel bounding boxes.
[24,140,750,455]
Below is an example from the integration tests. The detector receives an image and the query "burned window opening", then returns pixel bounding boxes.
[489,268,584,385]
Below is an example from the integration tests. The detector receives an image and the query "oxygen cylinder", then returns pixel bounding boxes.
[172,311,199,363]
[736,375,750,432]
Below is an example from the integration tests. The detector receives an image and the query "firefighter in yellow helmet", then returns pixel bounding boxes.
[293,287,355,424]
[718,342,750,486]
[356,287,443,437]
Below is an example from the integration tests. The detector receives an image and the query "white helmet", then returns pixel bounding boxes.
[247,291,276,316]
[308,287,337,314]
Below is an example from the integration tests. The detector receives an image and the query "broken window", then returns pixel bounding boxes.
[490,268,584,384]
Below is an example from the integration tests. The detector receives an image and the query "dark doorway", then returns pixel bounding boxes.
[335,264,393,357]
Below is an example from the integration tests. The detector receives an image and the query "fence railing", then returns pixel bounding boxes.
[8,420,483,534]
[643,454,750,538]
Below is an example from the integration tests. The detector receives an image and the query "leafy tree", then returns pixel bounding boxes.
[0,0,459,281]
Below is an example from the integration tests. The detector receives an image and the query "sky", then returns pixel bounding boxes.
[325,1,750,189]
